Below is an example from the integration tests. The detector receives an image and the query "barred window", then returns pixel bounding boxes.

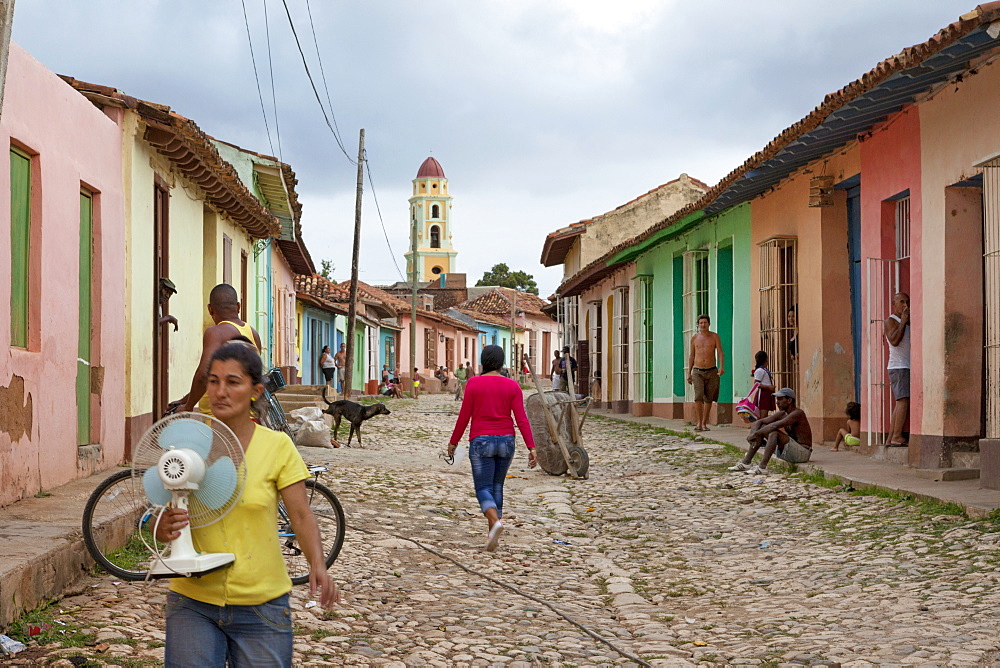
[632,275,653,403]
[758,237,798,393]
[612,287,630,402]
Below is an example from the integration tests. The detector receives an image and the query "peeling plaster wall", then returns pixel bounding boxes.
[0,43,125,505]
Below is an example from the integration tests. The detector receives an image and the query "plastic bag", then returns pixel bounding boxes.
[0,634,26,656]
[295,419,333,447]
[289,406,324,424]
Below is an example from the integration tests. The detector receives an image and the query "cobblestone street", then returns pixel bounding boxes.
[12,393,1000,667]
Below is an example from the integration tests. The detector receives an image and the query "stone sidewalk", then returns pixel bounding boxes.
[587,409,1000,519]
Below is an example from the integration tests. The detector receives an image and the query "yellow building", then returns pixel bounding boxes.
[404,157,457,281]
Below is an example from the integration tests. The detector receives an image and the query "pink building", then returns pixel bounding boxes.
[0,44,125,506]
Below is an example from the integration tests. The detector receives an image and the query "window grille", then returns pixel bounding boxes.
[682,251,710,398]
[984,159,1000,437]
[758,238,798,394]
[895,196,911,260]
[367,327,380,384]
[9,148,30,347]
[528,329,538,373]
[632,276,653,403]
[589,302,603,400]
[612,287,630,402]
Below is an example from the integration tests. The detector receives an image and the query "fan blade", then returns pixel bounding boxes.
[142,467,173,507]
[195,456,239,511]
[156,418,213,460]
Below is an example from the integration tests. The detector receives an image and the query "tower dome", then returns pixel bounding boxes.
[416,156,445,179]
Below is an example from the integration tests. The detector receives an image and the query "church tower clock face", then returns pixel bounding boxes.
[405,157,458,282]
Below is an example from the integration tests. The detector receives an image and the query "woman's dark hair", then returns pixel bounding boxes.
[209,341,263,386]
[321,345,330,353]
[481,345,505,373]
[846,401,861,421]
[754,350,768,368]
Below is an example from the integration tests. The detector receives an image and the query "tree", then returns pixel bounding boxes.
[320,259,336,282]
[476,263,538,295]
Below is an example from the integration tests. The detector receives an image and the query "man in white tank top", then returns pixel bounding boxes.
[883,292,910,446]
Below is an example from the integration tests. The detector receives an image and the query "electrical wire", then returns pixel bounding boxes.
[263,0,284,163]
[240,0,276,158]
[279,0,357,165]
[364,155,407,282]
[305,0,345,145]
[350,524,653,667]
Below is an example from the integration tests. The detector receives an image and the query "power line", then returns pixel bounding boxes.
[365,154,406,282]
[240,0,276,158]
[279,0,356,165]
[263,0,284,162]
[304,0,345,144]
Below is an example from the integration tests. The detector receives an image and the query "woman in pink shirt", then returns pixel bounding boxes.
[448,345,536,552]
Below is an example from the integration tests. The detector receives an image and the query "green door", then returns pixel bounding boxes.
[77,192,93,445]
[354,328,365,391]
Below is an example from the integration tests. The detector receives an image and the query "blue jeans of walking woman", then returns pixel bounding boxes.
[165,591,293,667]
[469,434,515,517]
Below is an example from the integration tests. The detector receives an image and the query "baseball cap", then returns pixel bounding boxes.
[773,387,796,399]
[159,277,177,293]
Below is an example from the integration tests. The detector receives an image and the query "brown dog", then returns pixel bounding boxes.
[321,389,391,447]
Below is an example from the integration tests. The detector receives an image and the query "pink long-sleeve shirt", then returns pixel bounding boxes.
[449,374,535,448]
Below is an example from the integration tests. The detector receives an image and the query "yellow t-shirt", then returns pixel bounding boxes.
[170,425,310,606]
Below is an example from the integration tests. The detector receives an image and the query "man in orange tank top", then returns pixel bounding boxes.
[181,283,263,413]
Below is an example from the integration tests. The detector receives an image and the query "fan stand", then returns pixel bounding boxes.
[149,491,235,578]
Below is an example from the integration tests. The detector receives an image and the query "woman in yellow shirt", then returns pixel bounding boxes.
[156,341,339,667]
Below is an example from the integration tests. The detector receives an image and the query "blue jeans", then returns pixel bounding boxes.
[165,591,293,667]
[469,434,515,516]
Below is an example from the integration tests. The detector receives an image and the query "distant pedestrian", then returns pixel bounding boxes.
[333,343,346,393]
[319,345,336,388]
[559,346,577,395]
[834,401,861,451]
[687,314,724,432]
[752,351,775,419]
[454,362,469,401]
[412,368,423,399]
[448,345,536,552]
[884,292,910,446]
[550,350,562,391]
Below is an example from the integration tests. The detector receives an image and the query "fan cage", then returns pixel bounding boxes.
[132,412,247,528]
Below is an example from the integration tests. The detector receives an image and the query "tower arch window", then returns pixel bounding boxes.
[431,266,443,275]
[431,204,440,219]
[430,225,441,248]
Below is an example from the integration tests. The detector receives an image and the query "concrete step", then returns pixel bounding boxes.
[915,467,981,482]
[871,444,910,465]
[953,452,980,469]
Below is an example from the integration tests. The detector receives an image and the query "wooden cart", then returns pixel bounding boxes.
[523,357,591,479]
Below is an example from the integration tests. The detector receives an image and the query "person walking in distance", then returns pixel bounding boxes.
[319,345,336,388]
[454,361,469,401]
[333,343,347,394]
[448,345,536,552]
[687,314,724,431]
[550,350,562,391]
[884,292,910,446]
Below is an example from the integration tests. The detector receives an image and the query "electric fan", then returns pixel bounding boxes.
[132,412,247,577]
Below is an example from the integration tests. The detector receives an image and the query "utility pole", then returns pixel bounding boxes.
[409,194,418,397]
[343,129,364,397]
[0,1,15,121]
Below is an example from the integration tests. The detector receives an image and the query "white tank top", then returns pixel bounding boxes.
[886,314,910,369]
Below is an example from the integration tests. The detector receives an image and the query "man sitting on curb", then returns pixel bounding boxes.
[728,388,812,475]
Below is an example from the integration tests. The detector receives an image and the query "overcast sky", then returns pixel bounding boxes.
[12,1,977,297]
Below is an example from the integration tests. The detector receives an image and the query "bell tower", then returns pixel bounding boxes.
[405,157,457,282]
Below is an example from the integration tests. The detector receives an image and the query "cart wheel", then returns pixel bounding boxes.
[568,445,589,479]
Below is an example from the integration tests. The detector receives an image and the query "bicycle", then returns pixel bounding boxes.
[82,369,346,583]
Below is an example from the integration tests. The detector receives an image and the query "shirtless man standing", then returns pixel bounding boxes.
[687,314,724,432]
[728,388,813,475]
[180,283,262,414]
[333,343,347,393]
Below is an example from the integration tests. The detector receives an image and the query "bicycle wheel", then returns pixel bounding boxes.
[257,388,293,438]
[281,479,346,585]
[82,469,163,581]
